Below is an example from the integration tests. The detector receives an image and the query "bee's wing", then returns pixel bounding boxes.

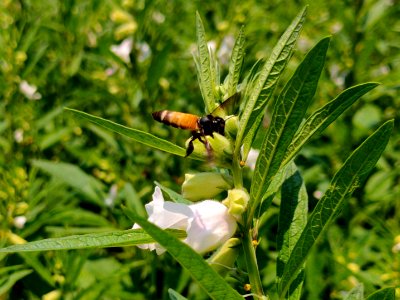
[211,92,240,118]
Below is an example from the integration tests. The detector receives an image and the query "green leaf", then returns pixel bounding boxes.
[277,120,394,297]
[155,181,192,204]
[343,284,364,300]
[19,252,55,286]
[0,229,185,253]
[236,7,307,157]
[365,287,395,300]
[248,37,330,224]
[64,108,186,157]
[227,26,245,96]
[168,288,189,300]
[0,268,33,295]
[32,159,106,206]
[195,12,215,114]
[276,162,308,300]
[282,82,379,166]
[128,211,243,300]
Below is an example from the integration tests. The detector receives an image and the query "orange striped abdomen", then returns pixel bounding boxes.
[152,111,200,131]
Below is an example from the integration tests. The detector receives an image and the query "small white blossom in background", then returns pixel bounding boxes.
[133,187,237,255]
[393,236,400,253]
[19,80,42,100]
[14,129,24,143]
[313,190,324,200]
[217,35,235,66]
[104,184,118,207]
[207,40,217,54]
[135,41,151,63]
[110,37,133,63]
[152,11,165,24]
[245,148,260,170]
[14,216,27,229]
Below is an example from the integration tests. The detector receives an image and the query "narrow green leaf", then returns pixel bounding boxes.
[195,12,215,113]
[227,26,245,96]
[65,108,186,157]
[168,289,189,300]
[19,252,55,286]
[343,284,364,300]
[365,287,395,300]
[282,82,379,166]
[155,181,192,204]
[277,120,394,297]
[129,212,243,300]
[236,7,307,156]
[32,159,106,206]
[0,229,185,252]
[276,162,308,300]
[242,113,264,162]
[248,37,330,224]
[0,269,33,295]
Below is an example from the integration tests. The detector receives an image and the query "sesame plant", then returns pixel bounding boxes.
[0,7,395,300]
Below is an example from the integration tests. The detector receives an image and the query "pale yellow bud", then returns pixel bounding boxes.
[182,172,233,201]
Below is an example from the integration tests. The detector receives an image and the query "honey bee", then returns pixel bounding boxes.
[152,93,239,157]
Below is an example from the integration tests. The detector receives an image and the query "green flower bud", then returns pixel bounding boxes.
[186,133,233,166]
[182,172,233,201]
[224,116,239,138]
[207,238,241,277]
[222,188,250,221]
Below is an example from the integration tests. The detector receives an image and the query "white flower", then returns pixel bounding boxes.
[14,216,27,229]
[135,41,151,62]
[217,35,235,66]
[246,148,260,170]
[104,184,118,207]
[133,187,237,255]
[110,37,133,63]
[14,128,24,143]
[19,80,42,100]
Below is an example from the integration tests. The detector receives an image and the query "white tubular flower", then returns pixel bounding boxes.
[133,187,237,255]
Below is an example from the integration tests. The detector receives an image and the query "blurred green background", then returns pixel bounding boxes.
[1,0,399,299]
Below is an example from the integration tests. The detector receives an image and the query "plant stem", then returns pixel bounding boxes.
[231,156,243,189]
[242,229,268,299]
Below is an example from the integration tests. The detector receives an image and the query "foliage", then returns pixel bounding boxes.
[1,1,399,299]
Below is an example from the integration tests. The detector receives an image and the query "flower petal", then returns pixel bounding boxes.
[186,200,237,254]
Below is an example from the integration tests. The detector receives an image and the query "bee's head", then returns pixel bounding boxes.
[199,115,225,136]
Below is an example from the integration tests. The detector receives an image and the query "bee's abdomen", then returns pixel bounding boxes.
[152,111,200,130]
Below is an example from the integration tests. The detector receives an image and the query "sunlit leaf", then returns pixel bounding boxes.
[365,287,395,300]
[282,82,379,166]
[276,162,308,300]
[0,229,185,252]
[343,284,364,300]
[65,108,186,157]
[277,120,394,297]
[194,12,215,113]
[237,7,307,159]
[248,37,330,224]
[227,26,245,96]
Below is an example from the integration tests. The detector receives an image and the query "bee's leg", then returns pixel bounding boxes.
[185,132,199,157]
[186,136,195,157]
[198,135,213,159]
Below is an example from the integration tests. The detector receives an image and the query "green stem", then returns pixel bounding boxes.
[231,144,268,298]
[231,156,243,189]
[242,229,268,299]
